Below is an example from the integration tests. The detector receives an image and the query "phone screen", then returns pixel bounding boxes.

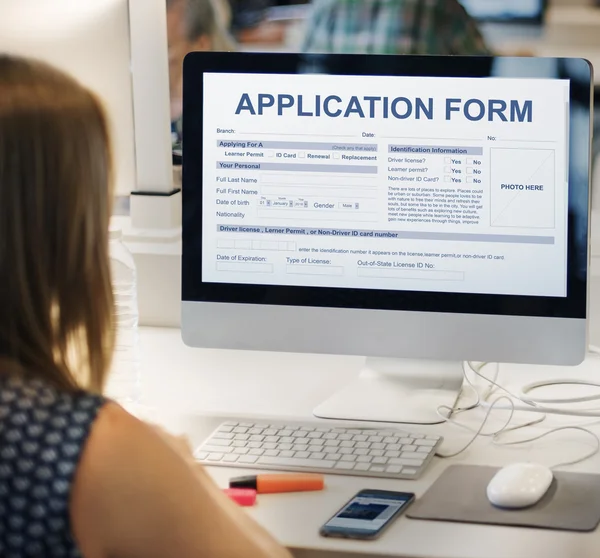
[321,490,414,539]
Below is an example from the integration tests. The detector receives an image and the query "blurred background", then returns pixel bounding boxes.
[166,0,600,208]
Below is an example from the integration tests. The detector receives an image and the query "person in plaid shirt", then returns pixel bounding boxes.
[302,0,491,56]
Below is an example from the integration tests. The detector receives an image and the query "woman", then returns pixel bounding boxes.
[0,55,292,558]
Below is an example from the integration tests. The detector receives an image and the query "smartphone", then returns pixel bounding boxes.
[319,489,415,540]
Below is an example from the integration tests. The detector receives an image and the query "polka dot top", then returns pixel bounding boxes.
[0,374,105,557]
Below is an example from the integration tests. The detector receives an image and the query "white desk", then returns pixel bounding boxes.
[131,326,600,558]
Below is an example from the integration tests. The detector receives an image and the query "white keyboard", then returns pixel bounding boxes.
[194,420,442,480]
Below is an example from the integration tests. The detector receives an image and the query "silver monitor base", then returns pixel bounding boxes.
[313,358,464,425]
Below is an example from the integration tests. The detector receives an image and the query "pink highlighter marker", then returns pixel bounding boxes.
[223,488,257,507]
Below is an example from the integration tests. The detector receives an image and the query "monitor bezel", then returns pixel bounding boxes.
[182,52,592,321]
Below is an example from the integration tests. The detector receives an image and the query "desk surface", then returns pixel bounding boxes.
[134,327,600,558]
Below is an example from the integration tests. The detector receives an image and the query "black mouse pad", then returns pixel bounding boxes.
[407,465,600,532]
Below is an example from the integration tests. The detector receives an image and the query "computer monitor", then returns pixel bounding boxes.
[181,53,593,425]
[458,0,547,23]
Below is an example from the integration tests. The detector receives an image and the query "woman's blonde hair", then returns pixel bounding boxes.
[0,56,114,393]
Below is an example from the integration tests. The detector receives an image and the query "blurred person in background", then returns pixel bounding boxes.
[302,0,491,56]
[228,0,287,45]
[167,0,235,148]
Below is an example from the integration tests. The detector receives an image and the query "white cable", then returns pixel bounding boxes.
[493,426,600,469]
[435,356,600,467]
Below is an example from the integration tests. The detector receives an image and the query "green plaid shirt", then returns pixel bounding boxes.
[302,0,491,56]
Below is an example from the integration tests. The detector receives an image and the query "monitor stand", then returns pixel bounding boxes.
[313,358,464,425]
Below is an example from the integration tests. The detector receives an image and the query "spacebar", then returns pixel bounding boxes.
[258,456,336,469]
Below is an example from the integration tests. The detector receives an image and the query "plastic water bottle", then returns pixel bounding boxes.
[107,225,141,403]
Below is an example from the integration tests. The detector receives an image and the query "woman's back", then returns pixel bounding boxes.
[0,376,104,557]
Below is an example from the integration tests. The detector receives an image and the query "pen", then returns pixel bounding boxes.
[229,473,325,494]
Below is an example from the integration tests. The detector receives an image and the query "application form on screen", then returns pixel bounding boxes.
[201,72,570,298]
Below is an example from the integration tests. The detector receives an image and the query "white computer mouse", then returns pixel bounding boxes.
[486,463,554,509]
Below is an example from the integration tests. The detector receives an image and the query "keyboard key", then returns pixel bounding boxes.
[263,429,278,436]
[233,448,249,455]
[347,430,363,435]
[278,430,293,437]
[368,436,383,443]
[340,441,355,448]
[324,440,340,447]
[403,468,419,476]
[386,444,402,451]
[234,434,250,441]
[233,427,248,434]
[213,433,234,440]
[372,457,388,465]
[248,442,262,449]
[369,449,384,457]
[223,454,239,463]
[239,422,254,427]
[310,452,326,460]
[335,462,355,470]
[353,435,368,442]
[280,437,295,444]
[201,446,233,454]
[249,435,265,442]
[308,439,325,446]
[301,426,315,432]
[264,450,279,457]
[385,451,400,458]
[307,432,322,439]
[325,453,341,461]
[338,448,353,455]
[279,451,295,458]
[315,427,331,433]
[418,447,430,453]
[248,428,263,435]
[399,438,413,445]
[354,448,369,456]
[411,433,424,439]
[263,442,277,450]
[207,453,224,461]
[355,442,370,449]
[403,445,418,453]
[249,449,264,456]
[371,443,385,450]
[278,443,293,451]
[356,456,372,463]
[292,431,308,438]
[389,458,423,467]
[223,421,238,427]
[401,452,425,461]
[259,456,336,469]
[383,437,398,444]
[387,465,403,474]
[294,445,309,452]
[341,454,356,462]
[208,439,231,447]
[415,439,437,447]
[337,434,352,441]
[232,441,247,448]
[323,433,338,440]
[238,455,258,464]
[195,451,208,460]
[295,451,310,459]
[264,435,279,443]
[355,463,370,471]
[370,466,385,473]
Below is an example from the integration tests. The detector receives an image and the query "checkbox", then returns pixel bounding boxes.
[298,152,306,158]
[467,167,474,174]
[466,158,475,165]
[445,166,452,173]
[333,152,341,159]
[445,176,452,182]
[267,151,274,157]
[445,157,452,164]
[466,177,474,183]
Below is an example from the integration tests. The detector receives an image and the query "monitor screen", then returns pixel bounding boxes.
[458,0,546,22]
[182,53,592,322]
[201,74,568,299]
